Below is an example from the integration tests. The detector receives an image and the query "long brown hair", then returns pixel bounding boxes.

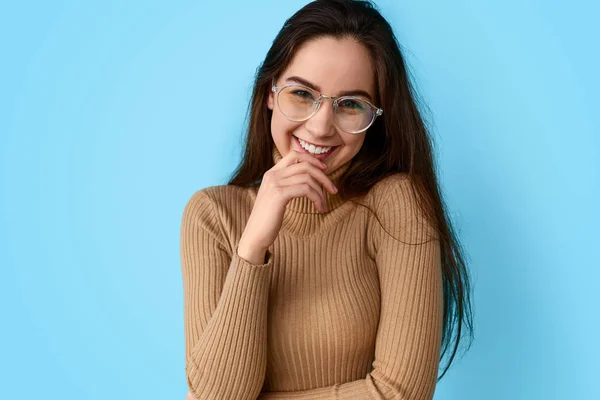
[228,0,474,381]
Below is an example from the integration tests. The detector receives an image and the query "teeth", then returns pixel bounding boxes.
[298,137,332,154]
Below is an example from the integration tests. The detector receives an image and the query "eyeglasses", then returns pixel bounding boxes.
[271,81,383,134]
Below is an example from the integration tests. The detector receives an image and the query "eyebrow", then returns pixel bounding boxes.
[285,75,374,101]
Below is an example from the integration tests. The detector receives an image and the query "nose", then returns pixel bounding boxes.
[305,97,337,137]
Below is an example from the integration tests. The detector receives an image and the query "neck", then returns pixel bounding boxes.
[272,146,351,213]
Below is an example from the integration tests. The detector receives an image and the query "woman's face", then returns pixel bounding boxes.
[267,36,376,172]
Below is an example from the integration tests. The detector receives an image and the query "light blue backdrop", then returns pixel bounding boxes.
[1,1,598,399]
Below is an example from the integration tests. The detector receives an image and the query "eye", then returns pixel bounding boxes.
[291,90,315,100]
[338,98,365,110]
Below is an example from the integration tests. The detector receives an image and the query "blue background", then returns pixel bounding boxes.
[1,1,598,399]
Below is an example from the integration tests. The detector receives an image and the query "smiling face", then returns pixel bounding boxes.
[267,36,377,172]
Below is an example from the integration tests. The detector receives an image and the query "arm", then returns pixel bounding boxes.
[181,189,274,400]
[256,176,444,400]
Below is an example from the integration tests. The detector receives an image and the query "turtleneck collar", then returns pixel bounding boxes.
[272,146,351,214]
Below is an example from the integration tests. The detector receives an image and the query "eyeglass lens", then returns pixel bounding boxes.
[277,85,375,133]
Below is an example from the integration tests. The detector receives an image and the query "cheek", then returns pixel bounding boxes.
[342,135,364,150]
[271,113,302,145]
[272,111,300,133]
[339,136,365,159]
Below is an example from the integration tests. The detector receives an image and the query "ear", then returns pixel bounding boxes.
[266,89,274,110]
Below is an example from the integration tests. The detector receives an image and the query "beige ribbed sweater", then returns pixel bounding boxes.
[181,146,443,400]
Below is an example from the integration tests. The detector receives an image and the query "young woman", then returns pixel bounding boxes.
[181,1,473,399]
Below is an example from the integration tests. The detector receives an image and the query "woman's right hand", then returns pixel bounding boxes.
[237,150,339,262]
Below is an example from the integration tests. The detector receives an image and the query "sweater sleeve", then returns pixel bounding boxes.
[180,189,274,400]
[256,176,444,400]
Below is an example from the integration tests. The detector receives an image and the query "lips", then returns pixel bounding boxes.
[292,135,338,161]
[293,135,338,151]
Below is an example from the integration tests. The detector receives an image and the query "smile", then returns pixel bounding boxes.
[293,135,338,161]
[294,136,337,154]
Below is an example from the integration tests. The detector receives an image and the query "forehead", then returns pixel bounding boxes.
[281,36,376,98]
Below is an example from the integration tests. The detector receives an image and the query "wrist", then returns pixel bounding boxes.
[237,239,268,265]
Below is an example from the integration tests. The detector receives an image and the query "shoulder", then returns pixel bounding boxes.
[183,184,253,216]
[368,172,413,200]
[365,173,438,244]
[364,172,415,212]
[181,184,254,248]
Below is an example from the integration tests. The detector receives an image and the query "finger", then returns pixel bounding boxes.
[278,181,326,212]
[273,149,327,172]
[282,161,338,194]
[278,173,326,210]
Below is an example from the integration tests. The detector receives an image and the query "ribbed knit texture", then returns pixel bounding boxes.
[180,146,444,400]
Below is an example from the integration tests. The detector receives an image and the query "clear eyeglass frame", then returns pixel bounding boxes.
[270,81,383,134]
